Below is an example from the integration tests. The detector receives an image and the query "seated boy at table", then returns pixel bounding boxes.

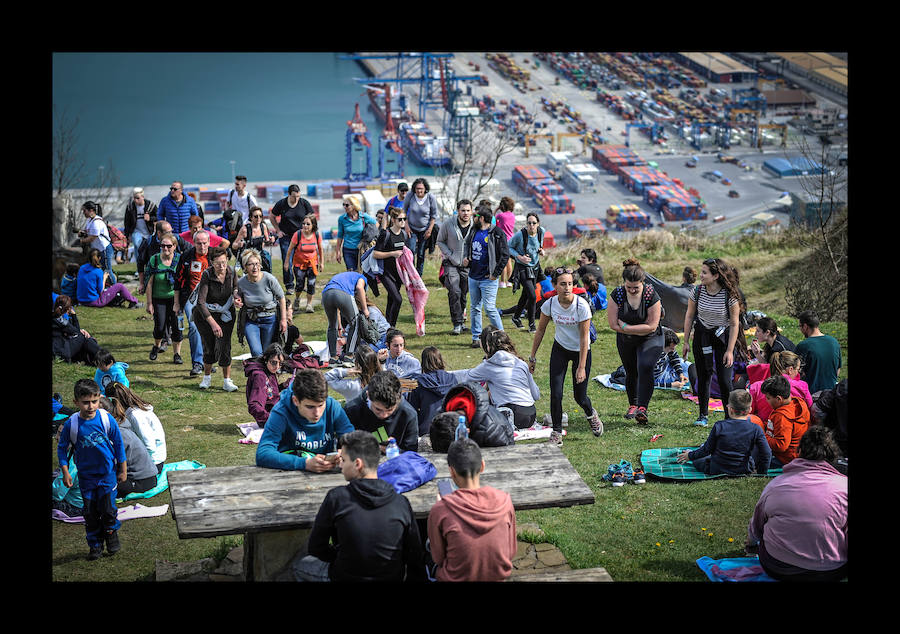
[677,389,771,476]
[757,374,810,469]
[291,430,425,582]
[342,370,419,453]
[426,437,516,582]
[256,369,355,472]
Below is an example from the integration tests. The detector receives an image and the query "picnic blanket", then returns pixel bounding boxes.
[640,447,782,481]
[696,556,777,582]
[116,460,206,502]
[681,392,724,411]
[237,421,264,444]
[593,373,688,392]
[52,503,170,524]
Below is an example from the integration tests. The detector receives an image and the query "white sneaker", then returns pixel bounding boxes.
[223,378,238,392]
[198,375,211,389]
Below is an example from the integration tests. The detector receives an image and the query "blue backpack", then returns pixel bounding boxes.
[377,451,437,494]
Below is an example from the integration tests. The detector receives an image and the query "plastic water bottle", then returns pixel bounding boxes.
[455,415,468,441]
[385,437,400,460]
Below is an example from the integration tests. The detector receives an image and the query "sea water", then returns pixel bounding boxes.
[52,52,398,188]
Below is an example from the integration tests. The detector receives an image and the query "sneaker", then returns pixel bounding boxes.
[149,345,159,361]
[190,362,204,377]
[198,375,212,389]
[528,322,536,333]
[451,324,462,335]
[223,378,238,392]
[159,339,169,352]
[562,412,569,428]
[292,297,301,312]
[510,314,524,329]
[632,469,646,485]
[305,303,314,313]
[471,340,480,349]
[127,300,144,310]
[693,415,709,427]
[588,408,604,437]
[285,287,294,296]
[548,430,564,447]
[611,468,626,487]
[173,353,183,365]
[624,405,638,419]
[634,407,649,424]
[87,544,104,561]
[105,530,121,555]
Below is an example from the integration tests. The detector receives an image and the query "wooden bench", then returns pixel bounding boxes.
[508,567,614,582]
[169,442,595,581]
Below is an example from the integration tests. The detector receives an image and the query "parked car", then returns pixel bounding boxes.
[728,189,740,198]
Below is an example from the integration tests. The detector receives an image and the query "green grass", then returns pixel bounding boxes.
[51,236,847,581]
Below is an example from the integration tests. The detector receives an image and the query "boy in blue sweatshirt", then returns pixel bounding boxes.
[57,379,127,560]
[677,389,771,476]
[93,348,130,395]
[256,369,355,471]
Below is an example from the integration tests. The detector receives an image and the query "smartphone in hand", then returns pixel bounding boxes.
[438,479,455,498]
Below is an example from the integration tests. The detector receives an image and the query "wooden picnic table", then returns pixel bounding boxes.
[168,442,594,580]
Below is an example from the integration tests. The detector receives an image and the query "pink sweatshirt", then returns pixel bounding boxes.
[427,485,517,582]
[494,211,516,241]
[748,458,847,571]
[748,373,813,421]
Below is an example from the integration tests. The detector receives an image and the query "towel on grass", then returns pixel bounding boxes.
[513,424,566,441]
[639,447,782,481]
[237,421,264,444]
[681,392,725,411]
[52,503,170,524]
[116,460,206,502]
[593,374,688,392]
[696,556,777,582]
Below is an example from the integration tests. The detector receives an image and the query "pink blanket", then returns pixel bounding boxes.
[396,247,429,336]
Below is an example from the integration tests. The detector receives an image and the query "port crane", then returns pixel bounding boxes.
[624,122,663,148]
[345,104,372,181]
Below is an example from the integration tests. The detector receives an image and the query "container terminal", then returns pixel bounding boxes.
[68,52,847,256]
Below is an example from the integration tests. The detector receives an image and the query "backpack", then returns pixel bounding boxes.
[359,220,379,248]
[67,410,114,452]
[287,343,325,371]
[221,207,244,244]
[108,224,128,252]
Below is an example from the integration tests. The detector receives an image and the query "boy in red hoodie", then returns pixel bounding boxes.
[758,374,809,468]
[426,437,517,582]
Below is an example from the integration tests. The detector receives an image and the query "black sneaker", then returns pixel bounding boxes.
[149,345,159,361]
[105,530,121,555]
[87,544,104,561]
[510,314,524,329]
[190,362,204,376]
[158,339,168,353]
[528,322,537,333]
[471,340,481,349]
[173,353,183,365]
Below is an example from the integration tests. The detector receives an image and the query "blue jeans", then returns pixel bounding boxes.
[406,229,427,276]
[103,244,117,284]
[278,235,295,290]
[468,277,503,341]
[183,297,204,365]
[244,314,277,358]
[342,246,359,271]
[130,231,150,263]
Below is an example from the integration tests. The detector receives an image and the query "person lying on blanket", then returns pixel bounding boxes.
[676,389,771,476]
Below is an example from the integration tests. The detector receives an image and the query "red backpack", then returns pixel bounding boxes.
[108,224,128,252]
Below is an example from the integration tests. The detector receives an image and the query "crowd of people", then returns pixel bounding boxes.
[53,177,846,582]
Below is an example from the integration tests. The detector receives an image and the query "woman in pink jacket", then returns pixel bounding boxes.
[748,351,812,421]
[242,343,290,427]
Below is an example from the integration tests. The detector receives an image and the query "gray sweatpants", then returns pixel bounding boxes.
[321,289,358,358]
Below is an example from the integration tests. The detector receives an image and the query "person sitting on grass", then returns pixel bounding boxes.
[425,437,517,582]
[105,382,167,474]
[102,396,159,500]
[93,348,130,396]
[748,316,796,365]
[405,346,458,437]
[325,345,382,402]
[747,350,812,423]
[342,370,419,453]
[56,379,127,561]
[377,328,421,379]
[746,425,847,582]
[291,429,425,582]
[653,328,692,389]
[243,343,291,428]
[255,369,354,472]
[756,374,810,469]
[676,389,771,476]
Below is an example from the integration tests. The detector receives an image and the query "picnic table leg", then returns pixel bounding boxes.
[243,529,312,581]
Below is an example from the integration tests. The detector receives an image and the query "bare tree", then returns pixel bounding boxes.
[52,105,86,198]
[783,136,848,321]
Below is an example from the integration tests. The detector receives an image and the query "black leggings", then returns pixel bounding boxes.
[117,474,157,499]
[692,325,733,417]
[549,341,593,433]
[616,332,664,409]
[513,276,538,325]
[380,270,404,327]
[152,296,183,342]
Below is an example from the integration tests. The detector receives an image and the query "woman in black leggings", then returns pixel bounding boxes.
[529,267,603,446]
[682,257,744,427]
[607,258,664,424]
[372,206,408,327]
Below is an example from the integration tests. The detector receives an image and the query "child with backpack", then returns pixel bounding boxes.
[56,379,127,560]
[284,214,324,313]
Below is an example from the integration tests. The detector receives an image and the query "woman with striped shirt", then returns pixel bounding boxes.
[682,258,745,427]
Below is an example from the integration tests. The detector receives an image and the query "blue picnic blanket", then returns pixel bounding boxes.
[116,460,205,502]
[640,448,782,481]
[696,556,777,582]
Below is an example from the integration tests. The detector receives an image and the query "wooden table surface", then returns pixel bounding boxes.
[169,442,595,540]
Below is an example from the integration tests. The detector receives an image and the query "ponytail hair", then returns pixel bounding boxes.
[622,257,645,283]
[479,325,520,360]
[82,200,103,216]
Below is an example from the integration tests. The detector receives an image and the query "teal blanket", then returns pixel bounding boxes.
[117,460,205,502]
[640,448,782,481]
[696,556,776,582]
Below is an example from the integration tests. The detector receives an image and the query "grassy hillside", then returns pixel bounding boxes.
[50,230,847,581]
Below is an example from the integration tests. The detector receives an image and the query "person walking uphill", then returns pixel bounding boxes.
[193,247,239,392]
[607,258,664,425]
[681,257,745,428]
[145,233,184,365]
[123,187,158,264]
[270,184,315,296]
[437,199,475,336]
[335,196,376,272]
[463,207,509,349]
[402,178,439,276]
[507,211,546,333]
[157,180,199,235]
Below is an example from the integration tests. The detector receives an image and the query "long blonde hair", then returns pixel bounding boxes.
[769,350,802,377]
